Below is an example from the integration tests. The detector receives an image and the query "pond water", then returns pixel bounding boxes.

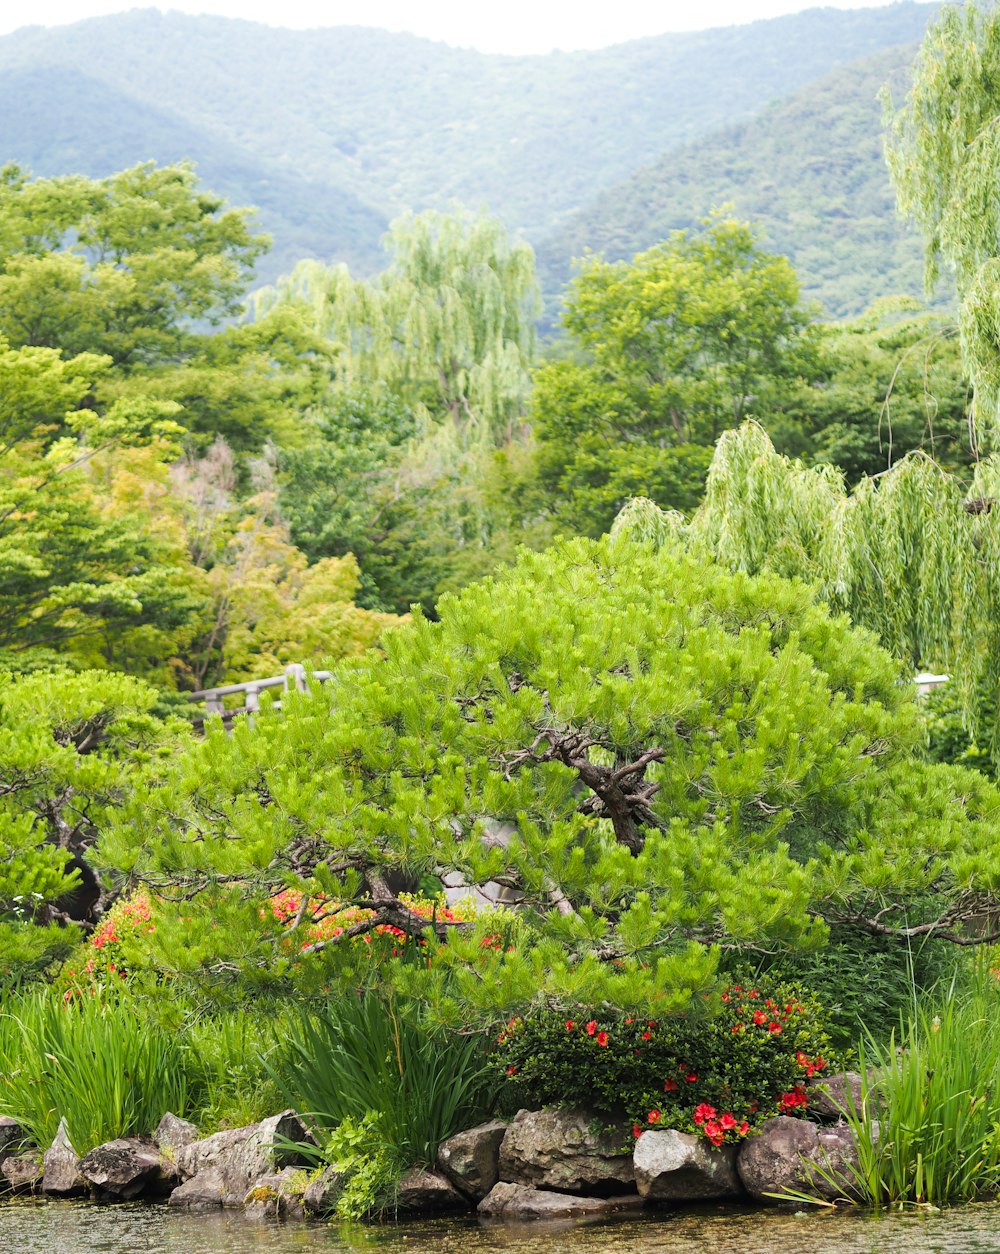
[4,1201,1000,1254]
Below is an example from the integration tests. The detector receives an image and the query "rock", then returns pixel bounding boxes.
[242,1167,307,1219]
[395,1167,469,1215]
[176,1109,315,1204]
[168,1166,226,1209]
[79,1137,166,1199]
[499,1109,635,1195]
[1,1150,43,1192]
[42,1117,86,1196]
[633,1130,744,1200]
[0,1117,29,1158]
[807,1071,876,1122]
[303,1165,347,1215]
[479,1181,644,1219]
[737,1116,865,1202]
[154,1112,200,1156]
[437,1119,507,1199]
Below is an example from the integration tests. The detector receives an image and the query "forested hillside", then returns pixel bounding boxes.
[539,46,939,319]
[0,4,939,290]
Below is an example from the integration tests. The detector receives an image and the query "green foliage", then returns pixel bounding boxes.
[0,161,266,369]
[104,535,1000,1011]
[269,994,497,1164]
[532,216,813,536]
[885,1,1000,440]
[497,983,834,1143]
[815,978,1000,1205]
[0,987,198,1151]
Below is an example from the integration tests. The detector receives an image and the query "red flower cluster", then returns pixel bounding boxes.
[693,1103,750,1147]
[779,1086,809,1111]
[795,1050,827,1078]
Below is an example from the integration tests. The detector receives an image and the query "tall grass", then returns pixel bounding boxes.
[0,988,199,1152]
[832,978,1000,1206]
[268,994,499,1167]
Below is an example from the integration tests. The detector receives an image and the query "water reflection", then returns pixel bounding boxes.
[4,1201,1000,1254]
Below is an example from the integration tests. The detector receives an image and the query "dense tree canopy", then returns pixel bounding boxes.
[100,538,1000,1010]
[531,216,815,536]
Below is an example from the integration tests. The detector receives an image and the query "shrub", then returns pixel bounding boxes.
[494,982,835,1146]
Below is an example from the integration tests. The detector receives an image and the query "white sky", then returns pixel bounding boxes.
[0,1,938,53]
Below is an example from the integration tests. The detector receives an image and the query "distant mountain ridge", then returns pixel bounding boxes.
[0,4,941,302]
[538,44,936,319]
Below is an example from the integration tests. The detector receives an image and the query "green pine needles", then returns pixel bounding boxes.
[106,531,1000,1011]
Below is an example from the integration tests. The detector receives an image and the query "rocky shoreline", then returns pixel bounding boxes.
[0,1073,870,1220]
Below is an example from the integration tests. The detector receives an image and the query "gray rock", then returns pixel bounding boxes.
[79,1137,165,1199]
[176,1109,315,1204]
[1,1150,43,1192]
[633,1130,744,1200]
[154,1112,200,1156]
[395,1167,469,1215]
[737,1116,865,1202]
[42,1117,86,1196]
[243,1167,307,1219]
[0,1117,29,1158]
[303,1165,347,1215]
[168,1166,226,1209]
[437,1119,507,1199]
[499,1109,635,1195]
[479,1181,644,1219]
[807,1071,877,1122]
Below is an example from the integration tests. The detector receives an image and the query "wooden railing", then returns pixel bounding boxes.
[187,663,332,730]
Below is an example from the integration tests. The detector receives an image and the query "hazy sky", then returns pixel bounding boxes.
[0,1,938,53]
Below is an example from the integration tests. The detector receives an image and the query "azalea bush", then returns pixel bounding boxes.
[494,982,835,1147]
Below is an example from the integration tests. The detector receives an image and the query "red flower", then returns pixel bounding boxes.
[685,1072,698,1083]
[768,1022,783,1035]
[693,1103,717,1126]
[753,1010,767,1025]
[586,1020,598,1036]
[731,1023,744,1034]
[641,1031,652,1041]
[738,1121,750,1136]
[663,1078,679,1092]
[596,1031,610,1047]
[720,992,730,1003]
[720,1113,736,1131]
[632,1125,643,1138]
[647,1110,661,1124]
[703,1120,724,1146]
[565,1020,575,1031]
[779,1087,808,1110]
[506,1065,518,1077]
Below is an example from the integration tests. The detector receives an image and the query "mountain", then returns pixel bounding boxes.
[537,45,941,320]
[0,4,939,264]
[0,64,388,282]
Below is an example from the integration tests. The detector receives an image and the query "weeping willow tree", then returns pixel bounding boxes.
[884,0,1000,443]
[613,422,1000,763]
[251,209,540,442]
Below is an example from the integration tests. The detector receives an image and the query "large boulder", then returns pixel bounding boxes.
[395,1167,468,1215]
[807,1072,876,1122]
[633,1130,744,1200]
[0,1117,29,1158]
[154,1112,200,1157]
[42,1117,86,1196]
[1,1150,43,1193]
[167,1166,226,1209]
[737,1116,866,1202]
[479,1181,644,1219]
[175,1109,315,1205]
[242,1167,306,1219]
[437,1119,507,1199]
[499,1109,635,1195]
[303,1165,347,1216]
[79,1137,168,1199]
